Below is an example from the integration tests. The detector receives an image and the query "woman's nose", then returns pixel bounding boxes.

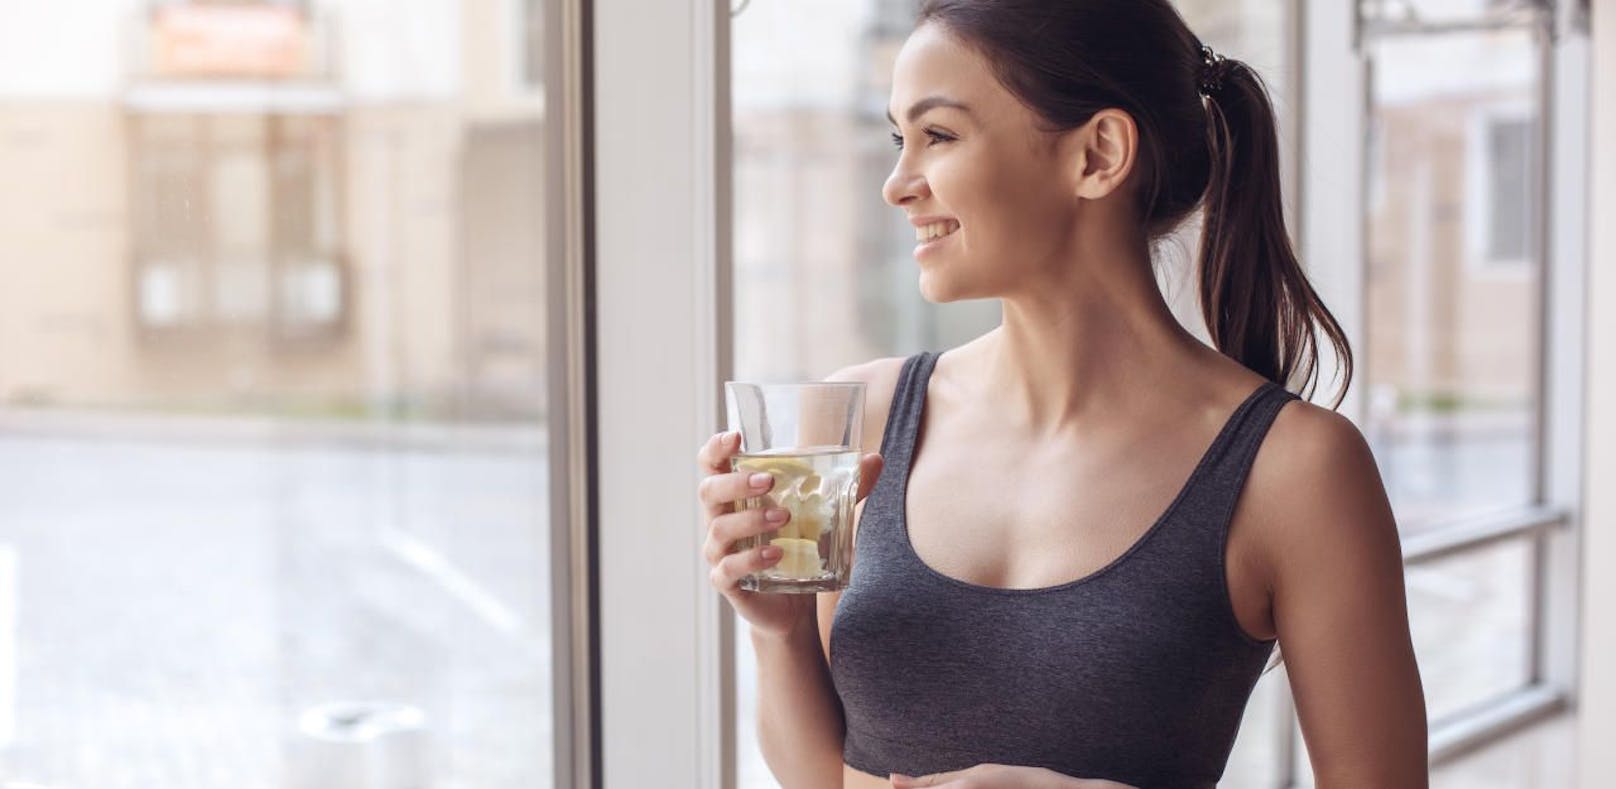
[882,161,929,207]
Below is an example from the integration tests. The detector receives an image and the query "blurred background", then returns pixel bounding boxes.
[0,1,554,787]
[0,0,1612,787]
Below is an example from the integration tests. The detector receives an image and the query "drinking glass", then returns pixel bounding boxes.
[724,381,864,593]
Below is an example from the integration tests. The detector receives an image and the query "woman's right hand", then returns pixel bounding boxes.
[697,430,882,640]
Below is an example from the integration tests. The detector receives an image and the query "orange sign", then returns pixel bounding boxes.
[152,5,308,79]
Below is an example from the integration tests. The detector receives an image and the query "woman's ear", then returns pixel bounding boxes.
[1071,108,1138,200]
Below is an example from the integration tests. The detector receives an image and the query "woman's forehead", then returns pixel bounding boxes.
[889,26,1008,124]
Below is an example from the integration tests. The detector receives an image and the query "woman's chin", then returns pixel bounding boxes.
[916,272,969,304]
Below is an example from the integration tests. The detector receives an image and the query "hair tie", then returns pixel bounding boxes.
[1197,44,1229,97]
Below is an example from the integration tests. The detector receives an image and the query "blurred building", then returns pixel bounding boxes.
[1366,37,1540,407]
[0,0,548,421]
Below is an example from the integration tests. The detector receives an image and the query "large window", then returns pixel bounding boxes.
[0,2,565,786]
[1360,0,1558,738]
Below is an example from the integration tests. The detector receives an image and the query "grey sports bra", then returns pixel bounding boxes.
[829,350,1295,788]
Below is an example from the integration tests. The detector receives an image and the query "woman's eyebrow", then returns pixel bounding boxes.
[886,95,973,126]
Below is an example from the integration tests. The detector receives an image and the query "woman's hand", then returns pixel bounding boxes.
[697,430,882,639]
[889,764,1137,789]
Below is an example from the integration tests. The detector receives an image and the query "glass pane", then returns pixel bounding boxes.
[730,1,1295,785]
[1406,538,1534,723]
[730,0,1000,386]
[1363,29,1542,533]
[0,2,557,787]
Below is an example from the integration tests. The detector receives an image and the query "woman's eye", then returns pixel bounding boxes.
[889,129,952,150]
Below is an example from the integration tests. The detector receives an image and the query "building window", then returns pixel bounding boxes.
[1482,114,1533,267]
[129,112,347,342]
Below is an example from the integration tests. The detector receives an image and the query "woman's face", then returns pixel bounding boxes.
[882,22,1086,302]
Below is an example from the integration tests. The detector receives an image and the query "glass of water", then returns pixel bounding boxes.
[724,381,864,593]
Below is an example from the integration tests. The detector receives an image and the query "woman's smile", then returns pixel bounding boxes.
[912,218,960,258]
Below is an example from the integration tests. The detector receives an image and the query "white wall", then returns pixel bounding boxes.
[1579,2,1616,787]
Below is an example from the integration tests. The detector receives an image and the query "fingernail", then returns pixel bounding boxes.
[765,507,788,523]
[727,431,741,445]
[761,545,782,559]
[749,472,772,489]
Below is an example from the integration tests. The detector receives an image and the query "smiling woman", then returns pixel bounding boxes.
[718,0,1429,787]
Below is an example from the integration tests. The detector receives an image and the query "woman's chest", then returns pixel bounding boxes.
[901,439,1198,591]
[893,427,1277,641]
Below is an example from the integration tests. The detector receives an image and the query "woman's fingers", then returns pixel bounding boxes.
[703,506,789,565]
[696,430,740,474]
[699,467,775,516]
[708,543,782,591]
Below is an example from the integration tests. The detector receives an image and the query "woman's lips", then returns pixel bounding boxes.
[914,225,957,258]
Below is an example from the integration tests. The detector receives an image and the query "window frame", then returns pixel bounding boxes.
[592,0,734,785]
[546,0,600,785]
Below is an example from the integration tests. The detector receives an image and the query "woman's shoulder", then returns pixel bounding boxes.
[1242,392,1400,585]
[1257,395,1379,501]
[824,355,911,456]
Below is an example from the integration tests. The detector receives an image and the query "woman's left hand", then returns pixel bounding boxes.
[889,764,1137,788]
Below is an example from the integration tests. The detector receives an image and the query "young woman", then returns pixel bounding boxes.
[698,1,1428,786]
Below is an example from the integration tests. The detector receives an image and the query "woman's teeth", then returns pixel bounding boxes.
[916,220,959,241]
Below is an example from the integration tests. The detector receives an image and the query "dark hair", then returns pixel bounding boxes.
[917,0,1353,406]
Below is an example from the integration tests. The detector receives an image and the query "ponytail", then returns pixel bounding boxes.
[1198,56,1353,407]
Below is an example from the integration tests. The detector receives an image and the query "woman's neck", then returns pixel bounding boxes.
[964,240,1210,439]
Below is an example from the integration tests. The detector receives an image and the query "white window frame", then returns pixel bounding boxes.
[592,0,733,786]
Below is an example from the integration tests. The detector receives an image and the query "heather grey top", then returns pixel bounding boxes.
[829,350,1294,789]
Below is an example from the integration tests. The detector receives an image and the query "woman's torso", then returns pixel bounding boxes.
[829,345,1294,788]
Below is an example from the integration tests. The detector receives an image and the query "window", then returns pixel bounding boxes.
[130,113,348,340]
[1464,109,1536,271]
[1351,0,1575,772]
[1364,30,1542,532]
[0,2,565,786]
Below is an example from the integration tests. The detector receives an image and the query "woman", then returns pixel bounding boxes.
[698,1,1428,786]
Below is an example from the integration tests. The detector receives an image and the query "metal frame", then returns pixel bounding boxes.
[1536,0,1590,719]
[1401,506,1568,565]
[545,0,598,784]
[1428,684,1568,763]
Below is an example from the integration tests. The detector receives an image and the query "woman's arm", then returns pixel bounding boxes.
[1258,405,1429,787]
[752,618,849,787]
[753,357,905,788]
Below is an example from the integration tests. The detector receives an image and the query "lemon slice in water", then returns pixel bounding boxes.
[769,537,824,578]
